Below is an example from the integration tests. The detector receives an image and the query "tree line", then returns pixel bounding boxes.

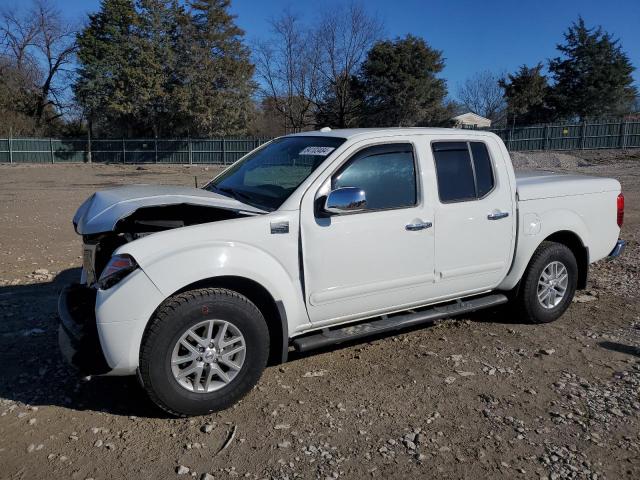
[0,0,638,138]
[76,0,255,138]
[459,17,638,127]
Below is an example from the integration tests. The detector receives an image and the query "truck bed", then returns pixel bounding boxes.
[515,170,621,201]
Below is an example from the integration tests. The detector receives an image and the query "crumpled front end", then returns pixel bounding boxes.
[71,184,260,285]
[58,264,167,376]
[59,183,266,376]
[58,284,112,375]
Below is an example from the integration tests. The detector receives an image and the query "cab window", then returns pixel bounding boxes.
[432,141,495,203]
[332,143,417,211]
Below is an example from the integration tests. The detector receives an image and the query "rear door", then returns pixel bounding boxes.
[430,139,516,296]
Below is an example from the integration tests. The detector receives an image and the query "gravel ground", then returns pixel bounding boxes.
[0,151,638,479]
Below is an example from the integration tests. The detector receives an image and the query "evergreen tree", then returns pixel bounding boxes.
[499,63,555,126]
[176,0,255,136]
[74,0,139,136]
[357,35,448,127]
[134,0,186,136]
[549,17,637,120]
[75,0,254,137]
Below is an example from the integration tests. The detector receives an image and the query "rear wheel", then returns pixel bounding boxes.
[139,288,269,416]
[515,241,578,324]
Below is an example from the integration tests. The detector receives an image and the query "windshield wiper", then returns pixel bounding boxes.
[212,186,271,212]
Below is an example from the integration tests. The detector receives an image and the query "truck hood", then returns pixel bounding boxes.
[515,170,620,201]
[73,184,266,235]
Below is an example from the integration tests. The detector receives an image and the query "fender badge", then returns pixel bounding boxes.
[270,221,289,234]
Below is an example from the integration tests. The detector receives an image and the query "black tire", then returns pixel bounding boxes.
[515,241,578,324]
[139,288,269,416]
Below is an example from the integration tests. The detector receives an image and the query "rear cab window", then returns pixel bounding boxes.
[432,141,495,203]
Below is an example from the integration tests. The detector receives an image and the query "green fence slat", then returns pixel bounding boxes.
[0,127,638,163]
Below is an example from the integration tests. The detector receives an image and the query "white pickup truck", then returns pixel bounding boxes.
[58,128,625,416]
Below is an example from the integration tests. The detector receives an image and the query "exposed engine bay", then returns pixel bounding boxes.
[72,183,266,285]
[82,204,251,284]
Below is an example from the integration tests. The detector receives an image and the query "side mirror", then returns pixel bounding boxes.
[324,187,367,214]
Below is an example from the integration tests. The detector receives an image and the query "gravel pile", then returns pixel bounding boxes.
[511,148,640,170]
[511,151,589,170]
[590,247,640,300]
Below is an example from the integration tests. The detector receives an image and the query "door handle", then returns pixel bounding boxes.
[487,211,509,220]
[405,221,432,231]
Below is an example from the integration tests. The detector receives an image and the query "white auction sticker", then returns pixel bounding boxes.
[299,146,336,156]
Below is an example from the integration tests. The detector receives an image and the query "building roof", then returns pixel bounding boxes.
[451,112,491,123]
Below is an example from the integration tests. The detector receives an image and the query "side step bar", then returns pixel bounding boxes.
[292,293,508,353]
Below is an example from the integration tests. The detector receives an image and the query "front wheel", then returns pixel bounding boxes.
[514,241,578,324]
[139,288,269,416]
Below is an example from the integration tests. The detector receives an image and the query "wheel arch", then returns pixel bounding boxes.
[499,200,592,293]
[504,229,589,296]
[123,240,308,368]
[543,230,589,290]
[169,276,288,366]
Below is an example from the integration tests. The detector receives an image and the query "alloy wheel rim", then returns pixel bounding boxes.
[537,261,569,309]
[170,319,246,393]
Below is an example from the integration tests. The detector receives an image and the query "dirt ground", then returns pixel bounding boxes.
[0,152,638,480]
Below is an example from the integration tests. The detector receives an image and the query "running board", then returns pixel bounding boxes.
[292,293,508,352]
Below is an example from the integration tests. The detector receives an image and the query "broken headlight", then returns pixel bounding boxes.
[98,254,138,290]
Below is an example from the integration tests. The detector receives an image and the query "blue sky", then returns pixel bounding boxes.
[5,0,639,95]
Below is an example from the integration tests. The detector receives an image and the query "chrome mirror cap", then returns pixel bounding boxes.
[324,187,367,214]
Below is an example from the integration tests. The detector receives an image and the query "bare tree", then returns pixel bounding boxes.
[32,0,77,124]
[254,11,322,133]
[457,70,505,121]
[0,7,39,69]
[0,57,39,135]
[0,0,77,131]
[315,2,383,127]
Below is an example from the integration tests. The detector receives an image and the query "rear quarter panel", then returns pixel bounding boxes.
[499,189,621,291]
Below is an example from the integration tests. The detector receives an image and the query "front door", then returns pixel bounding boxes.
[300,142,435,325]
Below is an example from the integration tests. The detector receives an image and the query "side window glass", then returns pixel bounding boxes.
[470,142,494,197]
[432,141,495,202]
[432,142,476,202]
[332,144,417,210]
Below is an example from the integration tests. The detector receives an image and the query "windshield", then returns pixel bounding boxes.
[205,136,345,211]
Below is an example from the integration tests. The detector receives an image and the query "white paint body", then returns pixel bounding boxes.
[93,128,621,375]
